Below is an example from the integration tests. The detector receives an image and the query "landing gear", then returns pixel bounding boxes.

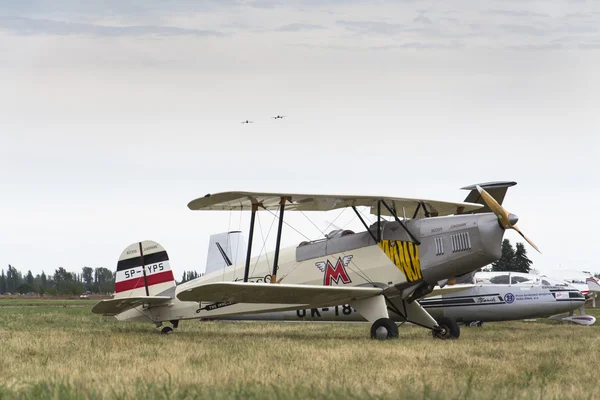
[370,318,399,340]
[161,326,174,335]
[432,317,460,340]
[158,320,179,334]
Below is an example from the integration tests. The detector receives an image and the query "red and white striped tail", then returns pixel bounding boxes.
[114,240,175,298]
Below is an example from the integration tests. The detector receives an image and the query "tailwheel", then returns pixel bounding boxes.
[370,318,399,340]
[161,326,174,335]
[432,317,460,340]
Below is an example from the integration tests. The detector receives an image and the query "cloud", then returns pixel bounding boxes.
[276,23,325,32]
[498,24,547,36]
[336,20,405,35]
[370,41,463,50]
[579,42,600,49]
[0,16,226,37]
[507,43,563,50]
[413,14,432,25]
[487,10,548,17]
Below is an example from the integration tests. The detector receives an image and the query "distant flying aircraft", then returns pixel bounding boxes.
[241,120,253,124]
[92,182,539,340]
[271,115,286,119]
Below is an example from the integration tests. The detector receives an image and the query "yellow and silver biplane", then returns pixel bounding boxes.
[92,182,538,340]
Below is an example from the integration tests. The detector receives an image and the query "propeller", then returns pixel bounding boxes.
[476,185,541,253]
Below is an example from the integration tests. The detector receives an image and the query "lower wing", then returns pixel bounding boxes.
[177,282,382,310]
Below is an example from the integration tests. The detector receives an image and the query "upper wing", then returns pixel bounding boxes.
[91,296,171,316]
[177,282,382,306]
[422,284,476,298]
[187,191,482,219]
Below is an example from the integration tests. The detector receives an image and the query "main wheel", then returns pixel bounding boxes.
[370,318,399,340]
[432,317,460,340]
[161,326,174,335]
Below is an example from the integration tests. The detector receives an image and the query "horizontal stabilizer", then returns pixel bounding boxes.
[91,296,171,316]
[424,284,475,298]
[587,277,600,293]
[177,282,382,306]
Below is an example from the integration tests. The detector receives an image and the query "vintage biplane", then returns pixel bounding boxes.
[92,182,539,339]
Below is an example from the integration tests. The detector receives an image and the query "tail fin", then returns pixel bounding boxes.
[114,240,176,298]
[461,181,517,213]
[205,231,246,275]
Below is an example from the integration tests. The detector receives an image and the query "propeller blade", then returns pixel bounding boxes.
[512,225,541,254]
[475,185,511,228]
[475,185,540,253]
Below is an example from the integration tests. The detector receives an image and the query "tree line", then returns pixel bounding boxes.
[0,265,115,296]
[180,270,203,283]
[489,239,533,273]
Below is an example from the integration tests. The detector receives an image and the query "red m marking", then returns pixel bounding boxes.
[323,258,352,286]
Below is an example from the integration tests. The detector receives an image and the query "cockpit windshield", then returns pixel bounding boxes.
[540,277,571,287]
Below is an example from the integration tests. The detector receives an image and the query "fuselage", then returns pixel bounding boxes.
[117,212,506,324]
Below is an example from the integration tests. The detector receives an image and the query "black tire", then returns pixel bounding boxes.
[370,318,399,340]
[433,317,460,340]
[161,326,174,335]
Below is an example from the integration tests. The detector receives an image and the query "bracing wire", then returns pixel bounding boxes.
[252,212,276,277]
[321,208,347,236]
[264,209,312,242]
[274,208,374,284]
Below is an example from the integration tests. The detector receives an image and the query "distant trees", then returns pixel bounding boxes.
[26,270,34,286]
[5,265,22,294]
[180,271,202,284]
[0,265,115,295]
[93,267,114,294]
[491,239,533,273]
[82,267,94,291]
[0,270,6,293]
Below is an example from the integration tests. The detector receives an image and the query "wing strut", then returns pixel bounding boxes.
[243,203,259,282]
[270,197,286,283]
[377,201,381,243]
[411,202,422,219]
[352,206,377,243]
[381,200,421,245]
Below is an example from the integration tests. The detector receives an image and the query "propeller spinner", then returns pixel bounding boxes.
[476,185,541,253]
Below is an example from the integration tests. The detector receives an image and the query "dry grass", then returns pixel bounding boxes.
[1,301,600,399]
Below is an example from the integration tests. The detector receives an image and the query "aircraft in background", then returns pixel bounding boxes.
[241,120,253,124]
[536,270,595,296]
[92,182,539,340]
[271,115,286,119]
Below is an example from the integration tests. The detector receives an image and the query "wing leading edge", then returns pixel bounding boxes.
[188,191,482,219]
[177,282,382,308]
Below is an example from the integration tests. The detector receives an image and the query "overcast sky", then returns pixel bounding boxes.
[1,0,598,280]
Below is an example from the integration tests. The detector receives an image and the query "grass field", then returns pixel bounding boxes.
[1,299,600,399]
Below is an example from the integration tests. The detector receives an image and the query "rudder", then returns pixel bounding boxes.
[114,240,176,298]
